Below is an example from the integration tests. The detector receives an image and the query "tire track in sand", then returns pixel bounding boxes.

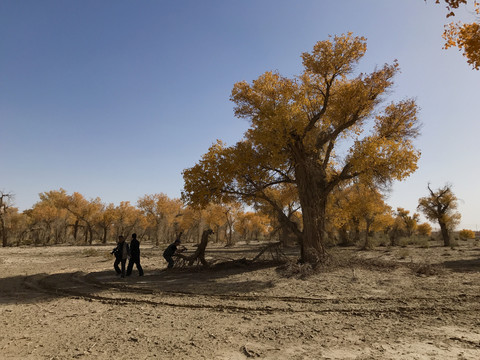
[21,271,480,317]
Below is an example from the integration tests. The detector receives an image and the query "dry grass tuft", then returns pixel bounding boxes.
[397,248,410,259]
[276,261,315,279]
[411,262,445,276]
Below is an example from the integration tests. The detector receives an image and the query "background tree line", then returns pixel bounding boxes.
[0,181,472,249]
[0,189,272,247]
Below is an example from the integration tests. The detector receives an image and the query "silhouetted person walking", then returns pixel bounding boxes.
[112,235,129,278]
[127,233,143,276]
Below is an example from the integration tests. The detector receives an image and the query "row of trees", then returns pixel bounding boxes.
[0,190,271,247]
[0,182,463,250]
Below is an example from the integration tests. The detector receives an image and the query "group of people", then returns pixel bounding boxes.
[111,233,144,277]
[111,232,185,277]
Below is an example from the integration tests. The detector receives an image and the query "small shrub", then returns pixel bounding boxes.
[417,223,432,236]
[363,239,376,250]
[413,263,444,276]
[450,239,458,248]
[398,237,412,247]
[398,248,410,259]
[459,229,475,240]
[277,261,314,279]
[416,236,430,248]
[399,235,430,247]
[374,236,389,247]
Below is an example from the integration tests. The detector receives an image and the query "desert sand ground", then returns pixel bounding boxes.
[1,239,479,359]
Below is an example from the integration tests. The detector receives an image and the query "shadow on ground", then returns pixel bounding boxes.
[0,261,279,305]
[441,257,480,272]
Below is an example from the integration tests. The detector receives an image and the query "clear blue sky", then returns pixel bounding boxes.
[1,0,479,230]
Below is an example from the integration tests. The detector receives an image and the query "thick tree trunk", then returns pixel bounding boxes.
[279,225,290,247]
[226,219,234,247]
[63,222,68,243]
[73,220,79,242]
[294,155,329,265]
[176,229,214,267]
[1,218,7,247]
[44,223,51,245]
[351,218,360,244]
[301,203,327,263]
[102,227,108,244]
[338,225,351,246]
[1,230,7,248]
[84,226,88,244]
[389,231,397,246]
[0,199,8,247]
[54,228,60,244]
[88,225,93,245]
[363,221,372,250]
[189,230,211,266]
[297,182,328,264]
[439,221,450,246]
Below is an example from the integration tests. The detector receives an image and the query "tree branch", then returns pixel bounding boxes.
[302,75,335,138]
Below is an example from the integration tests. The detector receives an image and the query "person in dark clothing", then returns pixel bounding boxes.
[163,239,180,269]
[112,235,129,278]
[163,233,186,269]
[127,233,143,276]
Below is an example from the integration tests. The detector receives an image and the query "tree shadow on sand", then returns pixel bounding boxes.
[0,261,279,305]
[441,256,480,272]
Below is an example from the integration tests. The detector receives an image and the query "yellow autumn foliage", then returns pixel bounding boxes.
[183,33,421,264]
[440,1,480,69]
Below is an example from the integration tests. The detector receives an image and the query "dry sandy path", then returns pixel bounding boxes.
[1,242,479,359]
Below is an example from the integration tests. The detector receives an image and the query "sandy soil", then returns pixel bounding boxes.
[1,240,479,359]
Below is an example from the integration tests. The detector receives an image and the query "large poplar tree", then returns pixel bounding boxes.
[183,34,420,265]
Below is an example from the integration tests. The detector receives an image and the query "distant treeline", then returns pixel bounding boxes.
[2,185,472,249]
